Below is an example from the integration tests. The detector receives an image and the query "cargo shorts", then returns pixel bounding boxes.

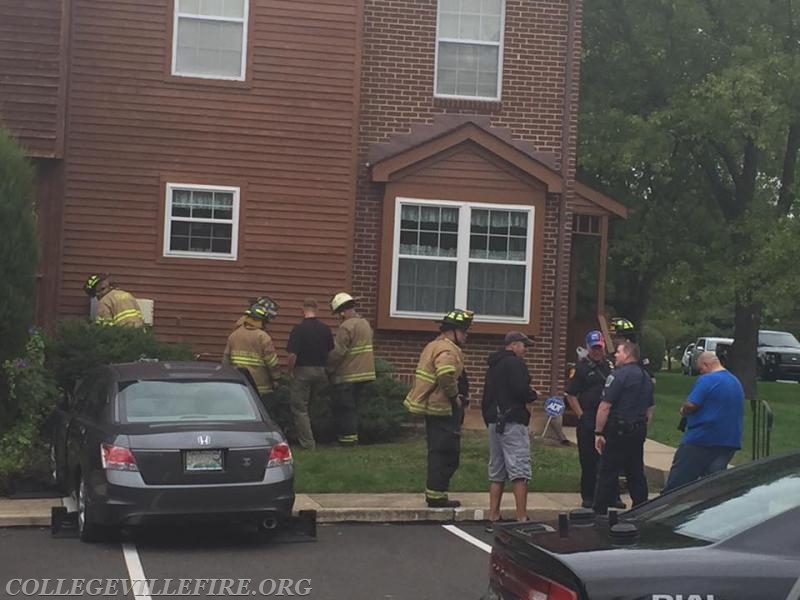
[488,422,532,482]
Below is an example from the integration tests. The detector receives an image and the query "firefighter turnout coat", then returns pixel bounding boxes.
[223,318,280,395]
[96,288,145,328]
[327,315,376,385]
[403,335,464,417]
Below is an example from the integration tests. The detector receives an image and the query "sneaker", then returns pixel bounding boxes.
[426,498,461,508]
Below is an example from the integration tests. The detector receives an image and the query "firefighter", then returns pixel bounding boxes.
[84,273,145,328]
[326,292,376,446]
[609,317,656,381]
[224,299,281,405]
[404,308,473,508]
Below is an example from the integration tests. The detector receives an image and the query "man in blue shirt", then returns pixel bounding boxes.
[663,351,744,492]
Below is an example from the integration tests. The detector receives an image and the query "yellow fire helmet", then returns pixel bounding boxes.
[330,292,355,313]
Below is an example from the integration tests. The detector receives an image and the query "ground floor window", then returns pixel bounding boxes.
[163,183,240,260]
[392,197,534,323]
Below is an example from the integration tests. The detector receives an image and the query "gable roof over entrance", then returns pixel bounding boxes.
[369,118,563,193]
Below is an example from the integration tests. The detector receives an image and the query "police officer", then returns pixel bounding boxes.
[566,330,624,509]
[593,339,655,514]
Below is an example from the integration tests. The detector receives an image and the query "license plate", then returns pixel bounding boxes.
[185,450,224,472]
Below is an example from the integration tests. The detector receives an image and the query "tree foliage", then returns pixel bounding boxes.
[580,0,800,398]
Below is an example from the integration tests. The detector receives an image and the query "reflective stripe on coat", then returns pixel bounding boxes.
[403,335,464,416]
[327,315,376,384]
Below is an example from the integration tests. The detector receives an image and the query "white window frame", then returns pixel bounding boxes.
[171,0,250,81]
[391,197,533,324]
[163,183,240,261]
[433,0,505,101]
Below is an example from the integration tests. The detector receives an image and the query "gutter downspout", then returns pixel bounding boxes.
[549,0,579,396]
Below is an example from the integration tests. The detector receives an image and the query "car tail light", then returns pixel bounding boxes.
[489,550,577,600]
[267,442,293,467]
[100,444,138,471]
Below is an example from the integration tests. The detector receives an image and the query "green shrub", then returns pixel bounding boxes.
[0,329,59,492]
[0,128,39,422]
[640,325,666,372]
[46,319,194,391]
[268,358,410,445]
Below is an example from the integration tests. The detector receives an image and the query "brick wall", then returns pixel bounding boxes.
[355,0,581,396]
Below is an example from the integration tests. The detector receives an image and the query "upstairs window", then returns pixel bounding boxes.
[164,183,240,260]
[392,198,533,322]
[435,0,504,100]
[172,0,249,80]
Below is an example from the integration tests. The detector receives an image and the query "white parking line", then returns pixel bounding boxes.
[785,575,800,600]
[121,543,152,600]
[441,524,492,554]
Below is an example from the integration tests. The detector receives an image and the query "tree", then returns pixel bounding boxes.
[0,128,38,367]
[580,0,800,398]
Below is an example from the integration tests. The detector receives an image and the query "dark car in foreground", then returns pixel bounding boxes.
[483,451,800,600]
[49,361,294,542]
[757,329,800,381]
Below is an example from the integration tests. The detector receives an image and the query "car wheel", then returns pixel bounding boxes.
[77,474,107,543]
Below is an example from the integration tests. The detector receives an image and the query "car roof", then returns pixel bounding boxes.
[697,336,734,342]
[108,361,246,382]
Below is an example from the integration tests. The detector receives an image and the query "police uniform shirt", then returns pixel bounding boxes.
[602,362,654,424]
[566,357,611,426]
[287,317,334,367]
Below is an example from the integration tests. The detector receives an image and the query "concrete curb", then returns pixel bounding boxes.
[0,508,569,528]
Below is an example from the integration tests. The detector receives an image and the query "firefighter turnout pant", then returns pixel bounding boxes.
[424,404,464,502]
[331,381,367,445]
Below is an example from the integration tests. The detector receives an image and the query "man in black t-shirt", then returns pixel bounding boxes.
[287,298,334,449]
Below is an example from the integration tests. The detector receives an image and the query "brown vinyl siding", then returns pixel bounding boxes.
[0,0,66,157]
[58,0,361,357]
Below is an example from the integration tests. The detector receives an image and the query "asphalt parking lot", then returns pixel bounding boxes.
[0,523,495,599]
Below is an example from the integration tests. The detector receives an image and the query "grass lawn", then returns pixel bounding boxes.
[649,371,800,462]
[293,372,798,494]
[293,430,579,494]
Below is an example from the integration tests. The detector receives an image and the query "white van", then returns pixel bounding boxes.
[690,336,734,374]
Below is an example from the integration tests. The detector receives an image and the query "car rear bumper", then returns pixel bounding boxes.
[88,468,295,526]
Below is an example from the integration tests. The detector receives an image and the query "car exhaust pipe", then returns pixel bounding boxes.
[261,517,279,530]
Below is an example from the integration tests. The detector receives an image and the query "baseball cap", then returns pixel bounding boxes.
[585,330,605,348]
[504,331,534,346]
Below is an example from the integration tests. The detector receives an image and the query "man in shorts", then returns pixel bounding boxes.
[482,331,538,530]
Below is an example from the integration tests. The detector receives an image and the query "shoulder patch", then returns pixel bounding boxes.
[604,374,615,387]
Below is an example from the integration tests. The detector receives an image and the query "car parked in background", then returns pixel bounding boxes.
[689,336,733,374]
[758,329,800,381]
[680,342,695,375]
[483,451,800,600]
[49,361,295,542]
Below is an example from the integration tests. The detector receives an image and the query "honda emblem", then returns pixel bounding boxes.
[197,435,211,446]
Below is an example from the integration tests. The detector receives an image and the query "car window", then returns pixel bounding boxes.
[116,380,260,423]
[696,338,705,349]
[706,340,717,351]
[759,331,800,348]
[629,454,800,542]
